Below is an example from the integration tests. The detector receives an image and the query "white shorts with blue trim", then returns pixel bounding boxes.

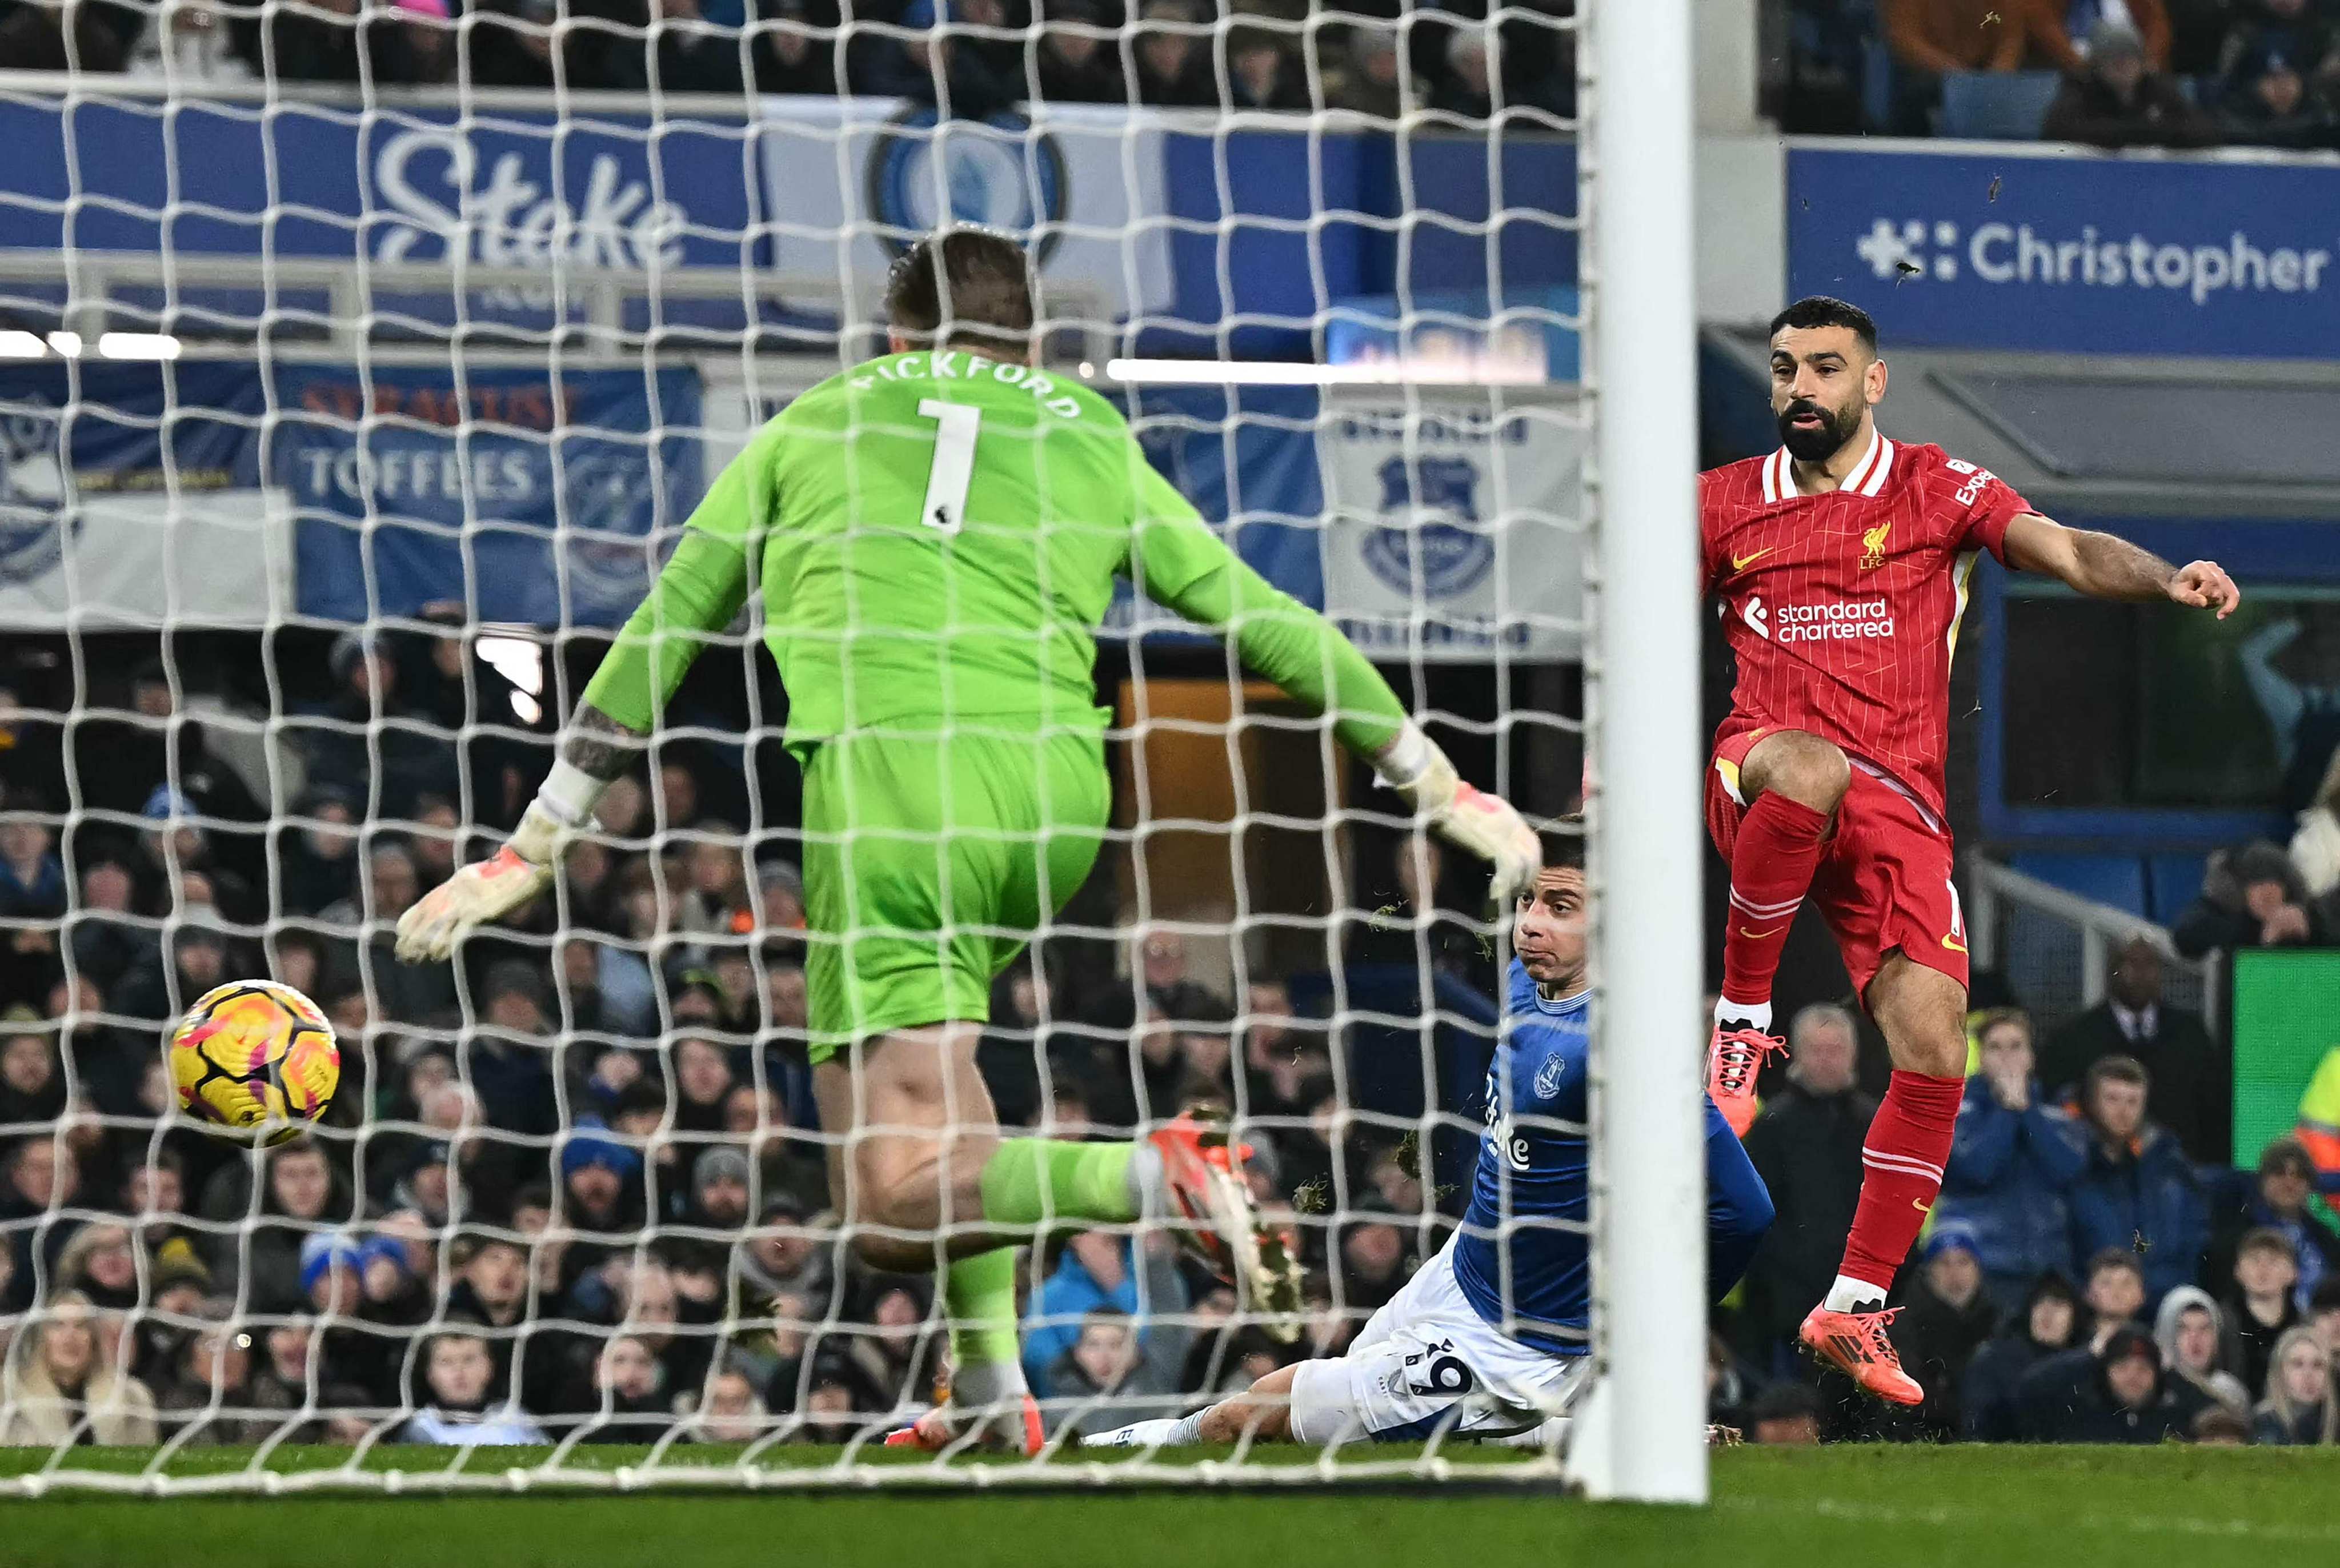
[1287,1238,1593,1445]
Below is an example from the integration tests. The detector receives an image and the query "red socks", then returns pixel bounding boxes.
[1838,1069,1966,1297]
[1721,792,1831,1016]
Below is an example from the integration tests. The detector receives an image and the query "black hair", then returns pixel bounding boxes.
[2085,1246,2145,1282]
[883,228,1037,358]
[269,928,327,963]
[510,1181,554,1216]
[611,1079,668,1121]
[451,1230,524,1266]
[2098,1324,2159,1368]
[1768,295,1879,352]
[2025,1268,2078,1306]
[422,1316,492,1375]
[1537,813,1585,873]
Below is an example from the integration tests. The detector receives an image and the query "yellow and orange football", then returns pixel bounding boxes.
[167,980,340,1145]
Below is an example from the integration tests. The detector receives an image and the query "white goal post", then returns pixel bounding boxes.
[0,0,1706,1502]
[1578,0,1709,1506]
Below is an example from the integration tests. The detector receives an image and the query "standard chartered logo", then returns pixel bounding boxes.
[1857,217,2333,307]
[1769,598,1893,643]
[1738,596,1893,642]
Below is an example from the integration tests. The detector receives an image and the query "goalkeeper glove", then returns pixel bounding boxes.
[395,755,612,963]
[1373,720,1542,908]
[392,800,560,963]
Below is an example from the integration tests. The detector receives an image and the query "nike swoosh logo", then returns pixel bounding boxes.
[1739,927,1783,939]
[1942,933,1968,954]
[1913,1198,1933,1215]
[1731,547,1776,572]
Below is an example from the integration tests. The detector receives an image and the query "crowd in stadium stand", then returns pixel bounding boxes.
[3,625,2340,1449]
[0,0,1578,126]
[1783,0,2340,148]
[5,0,2336,154]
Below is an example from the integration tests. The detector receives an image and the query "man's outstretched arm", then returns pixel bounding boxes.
[2001,513,2239,618]
[1129,486,1540,903]
[395,486,756,961]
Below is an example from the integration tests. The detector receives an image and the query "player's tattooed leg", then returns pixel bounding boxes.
[560,703,651,781]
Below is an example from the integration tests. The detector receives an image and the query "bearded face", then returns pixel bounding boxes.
[1768,324,1881,464]
[1775,385,1864,462]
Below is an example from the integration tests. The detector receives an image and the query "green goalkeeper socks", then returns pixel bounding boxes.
[977,1137,1139,1227]
[956,1141,1141,1392]
[943,1246,1025,1376]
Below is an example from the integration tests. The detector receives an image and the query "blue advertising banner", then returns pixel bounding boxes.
[0,95,756,271]
[277,365,702,627]
[10,359,1574,651]
[0,90,1573,349]
[1788,143,2340,358]
[0,359,703,625]
[0,360,266,480]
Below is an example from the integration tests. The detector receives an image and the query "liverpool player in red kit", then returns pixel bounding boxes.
[1700,298,2238,1405]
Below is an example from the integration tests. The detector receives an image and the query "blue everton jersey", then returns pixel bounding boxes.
[1451,961,1592,1357]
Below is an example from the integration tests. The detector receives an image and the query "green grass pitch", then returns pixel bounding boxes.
[0,1445,2331,1568]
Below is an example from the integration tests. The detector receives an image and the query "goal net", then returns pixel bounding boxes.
[0,0,1701,1501]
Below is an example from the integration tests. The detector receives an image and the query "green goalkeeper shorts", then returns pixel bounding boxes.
[798,727,1109,1061]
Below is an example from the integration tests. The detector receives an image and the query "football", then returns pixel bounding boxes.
[167,980,342,1145]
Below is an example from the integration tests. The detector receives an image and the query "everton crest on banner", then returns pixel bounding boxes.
[0,362,289,628]
[1316,395,1584,661]
[760,97,1175,330]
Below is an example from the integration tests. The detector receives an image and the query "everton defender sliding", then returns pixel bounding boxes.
[1089,821,1775,1450]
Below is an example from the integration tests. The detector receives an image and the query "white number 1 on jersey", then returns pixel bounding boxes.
[917,399,981,535]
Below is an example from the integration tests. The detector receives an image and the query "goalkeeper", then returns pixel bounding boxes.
[396,227,1539,1451]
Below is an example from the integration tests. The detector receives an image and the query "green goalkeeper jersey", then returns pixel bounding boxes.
[580,348,1407,757]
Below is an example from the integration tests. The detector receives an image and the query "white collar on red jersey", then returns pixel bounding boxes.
[1764,430,1894,503]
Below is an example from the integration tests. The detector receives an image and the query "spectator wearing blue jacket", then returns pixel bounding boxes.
[1021,1230,1191,1398]
[2068,1056,2207,1305]
[1938,1009,2089,1316]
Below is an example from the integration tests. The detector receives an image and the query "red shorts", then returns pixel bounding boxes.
[1704,728,1970,998]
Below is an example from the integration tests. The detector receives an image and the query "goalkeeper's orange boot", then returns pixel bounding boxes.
[1707,1024,1787,1138]
[1799,1303,1924,1406]
[1148,1111,1304,1341]
[882,1394,1046,1457]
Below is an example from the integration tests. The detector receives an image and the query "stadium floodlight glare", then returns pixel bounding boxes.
[3,0,1703,1505]
[97,332,182,360]
[1100,358,1548,387]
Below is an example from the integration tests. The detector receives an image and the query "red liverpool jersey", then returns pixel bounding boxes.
[1700,431,2033,820]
